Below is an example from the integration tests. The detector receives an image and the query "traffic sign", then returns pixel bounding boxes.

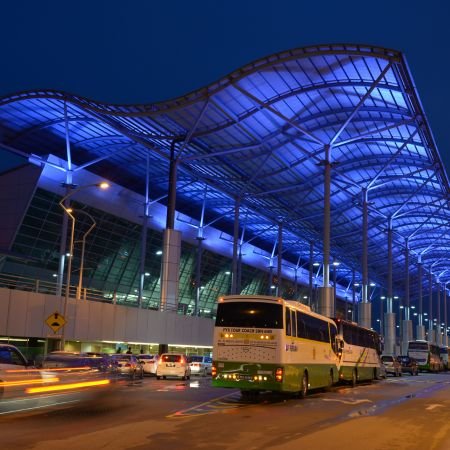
[45,311,67,334]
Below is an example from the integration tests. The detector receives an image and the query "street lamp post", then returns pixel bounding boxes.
[75,210,96,300]
[58,182,109,349]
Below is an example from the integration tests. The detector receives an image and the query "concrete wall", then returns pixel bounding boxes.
[0,288,214,346]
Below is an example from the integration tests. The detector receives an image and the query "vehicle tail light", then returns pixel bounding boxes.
[125,363,131,367]
[275,367,283,382]
[180,357,185,364]
[211,366,217,378]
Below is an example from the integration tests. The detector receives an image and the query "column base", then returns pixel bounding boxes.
[358,302,371,329]
[317,287,334,318]
[384,312,396,356]
[416,325,426,341]
[401,320,413,355]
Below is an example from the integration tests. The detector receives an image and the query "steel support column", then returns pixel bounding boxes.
[416,257,425,340]
[195,186,207,316]
[352,269,356,323]
[384,218,396,355]
[231,198,240,295]
[401,241,412,354]
[138,154,150,308]
[428,271,434,344]
[442,284,448,347]
[276,221,283,297]
[358,188,371,329]
[436,285,442,346]
[160,141,181,312]
[318,144,333,317]
[309,242,314,307]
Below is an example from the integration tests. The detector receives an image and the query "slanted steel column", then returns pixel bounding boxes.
[231,198,240,295]
[138,154,150,308]
[160,140,181,312]
[308,241,314,306]
[384,217,396,355]
[428,271,434,344]
[318,144,334,317]
[401,241,412,354]
[276,221,283,297]
[416,257,425,340]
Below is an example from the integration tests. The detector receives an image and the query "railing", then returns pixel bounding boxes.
[0,273,215,318]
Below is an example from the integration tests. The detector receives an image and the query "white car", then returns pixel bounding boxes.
[188,355,212,376]
[156,353,191,380]
[136,354,159,375]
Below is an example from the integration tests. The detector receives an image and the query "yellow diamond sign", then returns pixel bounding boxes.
[45,311,67,334]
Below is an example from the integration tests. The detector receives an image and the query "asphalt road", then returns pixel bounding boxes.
[1,372,450,450]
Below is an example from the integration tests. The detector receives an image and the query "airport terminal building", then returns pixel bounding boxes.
[1,44,449,358]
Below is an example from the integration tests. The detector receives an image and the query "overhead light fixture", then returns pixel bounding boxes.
[156,250,163,255]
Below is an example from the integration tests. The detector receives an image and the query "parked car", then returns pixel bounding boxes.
[110,354,144,380]
[156,353,191,380]
[187,355,212,376]
[397,356,419,376]
[136,354,159,375]
[381,355,402,376]
[377,355,387,379]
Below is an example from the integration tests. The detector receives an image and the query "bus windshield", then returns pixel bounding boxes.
[408,342,428,351]
[215,301,283,329]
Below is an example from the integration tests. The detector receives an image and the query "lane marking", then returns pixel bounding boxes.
[167,391,243,418]
[0,400,79,416]
[322,398,373,405]
[426,404,444,411]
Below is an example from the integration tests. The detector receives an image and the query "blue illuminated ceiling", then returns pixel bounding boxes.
[1,44,449,294]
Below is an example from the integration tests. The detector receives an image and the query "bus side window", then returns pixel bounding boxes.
[285,308,291,336]
[291,311,297,337]
[297,311,307,339]
[330,325,338,353]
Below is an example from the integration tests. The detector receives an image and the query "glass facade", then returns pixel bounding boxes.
[1,188,305,317]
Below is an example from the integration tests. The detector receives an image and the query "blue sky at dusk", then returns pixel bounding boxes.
[2,0,449,168]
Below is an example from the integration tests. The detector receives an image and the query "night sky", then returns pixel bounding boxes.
[2,1,449,168]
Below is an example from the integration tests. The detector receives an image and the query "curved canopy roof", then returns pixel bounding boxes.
[1,43,449,296]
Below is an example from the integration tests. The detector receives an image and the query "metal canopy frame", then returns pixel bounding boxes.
[1,43,449,297]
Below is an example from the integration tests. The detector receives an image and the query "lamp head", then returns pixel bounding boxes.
[98,182,110,190]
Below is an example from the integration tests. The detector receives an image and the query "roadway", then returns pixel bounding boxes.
[1,372,450,450]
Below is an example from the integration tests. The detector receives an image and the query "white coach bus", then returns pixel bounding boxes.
[211,295,340,398]
[334,318,383,385]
